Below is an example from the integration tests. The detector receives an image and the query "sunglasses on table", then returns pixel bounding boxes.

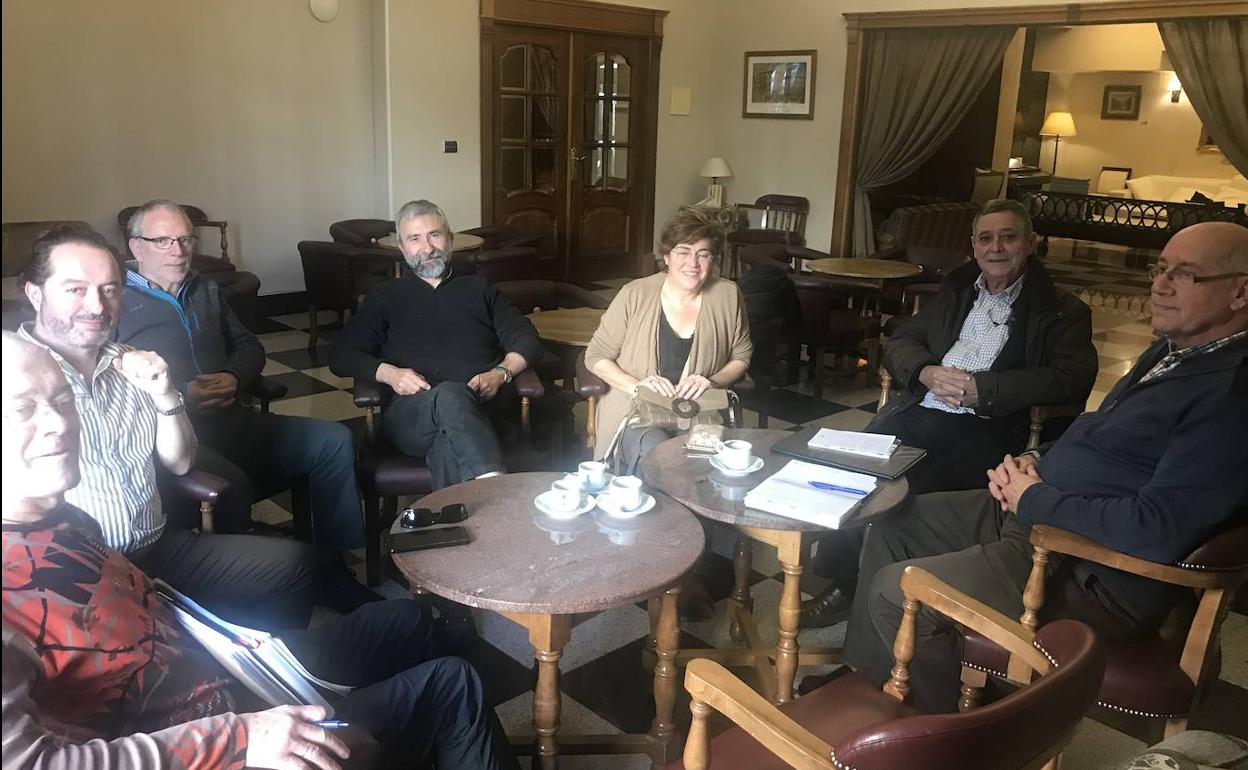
[399,503,468,529]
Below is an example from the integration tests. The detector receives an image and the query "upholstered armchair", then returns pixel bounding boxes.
[959,524,1248,740]
[670,566,1105,770]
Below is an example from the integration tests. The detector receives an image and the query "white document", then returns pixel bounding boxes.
[743,460,878,528]
[807,428,898,459]
[156,580,351,710]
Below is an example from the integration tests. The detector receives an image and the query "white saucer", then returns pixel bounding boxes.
[534,490,596,520]
[709,454,764,477]
[577,471,616,494]
[596,492,656,519]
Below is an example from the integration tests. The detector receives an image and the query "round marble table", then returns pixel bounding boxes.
[390,471,703,768]
[526,307,605,347]
[805,257,923,285]
[641,428,908,705]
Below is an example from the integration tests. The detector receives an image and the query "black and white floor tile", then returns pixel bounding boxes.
[249,250,1244,769]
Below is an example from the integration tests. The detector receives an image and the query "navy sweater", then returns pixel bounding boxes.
[1019,334,1248,626]
[116,269,265,395]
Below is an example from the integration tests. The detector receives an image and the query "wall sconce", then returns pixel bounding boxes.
[1168,74,1182,103]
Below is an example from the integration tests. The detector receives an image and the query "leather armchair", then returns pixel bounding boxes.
[790,273,882,398]
[297,241,398,352]
[352,370,546,586]
[670,565,1105,770]
[452,246,539,283]
[959,523,1248,739]
[574,350,754,450]
[329,219,394,247]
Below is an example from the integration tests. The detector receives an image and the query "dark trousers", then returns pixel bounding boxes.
[163,408,365,550]
[133,528,318,632]
[811,403,1024,593]
[281,601,519,770]
[843,490,1143,713]
[382,383,512,490]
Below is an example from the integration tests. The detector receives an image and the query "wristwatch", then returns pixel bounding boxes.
[156,392,186,417]
[492,364,514,384]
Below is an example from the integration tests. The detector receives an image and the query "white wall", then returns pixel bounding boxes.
[1,0,379,294]
[1041,71,1233,184]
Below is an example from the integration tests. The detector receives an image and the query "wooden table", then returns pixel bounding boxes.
[526,307,606,347]
[376,231,485,252]
[390,472,703,768]
[806,257,923,289]
[640,429,908,705]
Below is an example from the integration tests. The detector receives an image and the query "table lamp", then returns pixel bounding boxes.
[698,157,733,207]
[1039,111,1076,176]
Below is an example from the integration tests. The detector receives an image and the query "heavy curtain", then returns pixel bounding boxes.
[1158,19,1248,178]
[852,27,1014,256]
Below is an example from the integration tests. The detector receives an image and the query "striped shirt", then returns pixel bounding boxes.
[19,324,164,552]
[1140,329,1248,384]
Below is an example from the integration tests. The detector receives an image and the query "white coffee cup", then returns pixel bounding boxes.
[717,439,754,470]
[607,475,644,511]
[550,478,584,512]
[578,461,608,489]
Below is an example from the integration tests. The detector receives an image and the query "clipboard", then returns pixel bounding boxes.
[769,426,926,480]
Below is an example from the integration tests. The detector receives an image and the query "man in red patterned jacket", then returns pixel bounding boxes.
[1,331,518,770]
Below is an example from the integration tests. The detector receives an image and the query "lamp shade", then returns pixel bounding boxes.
[1039,111,1076,137]
[699,157,734,179]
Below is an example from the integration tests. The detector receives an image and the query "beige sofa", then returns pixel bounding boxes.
[1107,173,1248,207]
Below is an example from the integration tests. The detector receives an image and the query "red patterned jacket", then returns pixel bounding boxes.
[2,504,247,770]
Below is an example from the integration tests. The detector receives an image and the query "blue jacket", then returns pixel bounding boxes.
[116,268,266,396]
[1019,334,1248,627]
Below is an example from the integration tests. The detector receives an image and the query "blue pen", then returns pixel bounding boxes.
[316,720,351,730]
[808,481,869,497]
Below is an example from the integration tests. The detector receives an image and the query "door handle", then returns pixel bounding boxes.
[569,146,587,182]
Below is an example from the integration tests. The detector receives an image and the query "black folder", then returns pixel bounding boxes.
[769,426,926,480]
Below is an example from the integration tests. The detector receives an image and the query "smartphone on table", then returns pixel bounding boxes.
[389,526,471,553]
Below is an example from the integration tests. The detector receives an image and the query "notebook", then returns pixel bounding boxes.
[770,426,926,480]
[807,428,897,459]
[743,460,878,528]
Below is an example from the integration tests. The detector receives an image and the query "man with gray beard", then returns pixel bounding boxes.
[330,200,544,489]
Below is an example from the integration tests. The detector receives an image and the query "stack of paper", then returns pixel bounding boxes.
[156,580,351,710]
[743,460,878,528]
[807,428,898,459]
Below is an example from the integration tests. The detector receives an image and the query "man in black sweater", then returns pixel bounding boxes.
[329,200,544,489]
[843,221,1248,713]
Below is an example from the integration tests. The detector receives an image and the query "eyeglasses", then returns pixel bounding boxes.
[1146,263,1248,285]
[670,248,716,264]
[399,503,468,529]
[134,235,198,250]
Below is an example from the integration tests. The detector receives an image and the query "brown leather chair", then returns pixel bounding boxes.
[959,523,1248,739]
[297,241,400,353]
[671,565,1105,770]
[352,372,547,586]
[452,246,539,283]
[874,201,980,256]
[790,273,882,399]
[329,219,394,247]
[727,195,810,278]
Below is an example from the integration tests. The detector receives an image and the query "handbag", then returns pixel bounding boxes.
[632,385,731,432]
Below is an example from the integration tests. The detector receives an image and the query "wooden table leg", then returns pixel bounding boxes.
[649,584,681,760]
[774,534,805,705]
[729,533,753,642]
[526,614,572,770]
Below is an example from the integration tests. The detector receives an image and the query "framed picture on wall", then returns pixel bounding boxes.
[1100,85,1142,120]
[743,50,816,119]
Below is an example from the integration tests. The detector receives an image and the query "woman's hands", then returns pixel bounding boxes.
[635,374,714,400]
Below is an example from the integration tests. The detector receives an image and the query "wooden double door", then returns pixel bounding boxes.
[482,24,657,281]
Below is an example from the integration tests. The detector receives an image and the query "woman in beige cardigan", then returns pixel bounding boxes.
[585,206,753,472]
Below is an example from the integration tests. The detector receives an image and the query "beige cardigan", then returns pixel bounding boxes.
[584,272,753,460]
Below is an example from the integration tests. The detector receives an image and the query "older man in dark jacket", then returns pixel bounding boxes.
[804,199,1098,627]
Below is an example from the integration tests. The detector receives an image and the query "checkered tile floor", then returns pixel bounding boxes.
[250,252,1245,769]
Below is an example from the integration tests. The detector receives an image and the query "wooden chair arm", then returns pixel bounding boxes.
[1025,404,1084,450]
[899,566,1050,677]
[684,659,835,770]
[1029,525,1237,590]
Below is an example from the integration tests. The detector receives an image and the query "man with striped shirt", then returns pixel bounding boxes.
[20,224,316,631]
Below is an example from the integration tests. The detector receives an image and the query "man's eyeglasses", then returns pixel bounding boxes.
[1146,263,1248,286]
[399,503,468,529]
[134,235,198,250]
